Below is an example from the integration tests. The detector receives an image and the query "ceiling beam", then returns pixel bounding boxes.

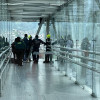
[6,0,66,21]
[50,0,74,18]
[10,12,53,14]
[7,6,58,10]
[10,14,49,17]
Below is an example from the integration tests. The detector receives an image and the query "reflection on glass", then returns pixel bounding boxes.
[0,36,9,50]
[49,0,100,97]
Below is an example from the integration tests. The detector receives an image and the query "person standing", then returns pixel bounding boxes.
[80,37,91,85]
[23,34,28,61]
[11,38,17,62]
[15,37,26,66]
[43,34,51,63]
[66,34,74,58]
[32,35,45,63]
[27,35,33,62]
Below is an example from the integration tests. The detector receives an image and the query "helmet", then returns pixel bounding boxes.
[47,34,51,38]
[28,35,31,39]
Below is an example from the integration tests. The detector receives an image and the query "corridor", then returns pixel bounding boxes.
[0,59,99,100]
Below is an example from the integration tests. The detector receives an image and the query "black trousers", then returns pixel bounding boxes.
[12,51,16,60]
[45,54,50,62]
[32,50,39,62]
[16,50,24,66]
[45,50,51,62]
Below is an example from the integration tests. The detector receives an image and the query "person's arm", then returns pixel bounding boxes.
[40,39,46,45]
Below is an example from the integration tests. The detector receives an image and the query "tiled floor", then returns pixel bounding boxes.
[0,59,99,100]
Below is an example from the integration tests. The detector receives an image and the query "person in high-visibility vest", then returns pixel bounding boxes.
[43,34,51,63]
[27,35,33,62]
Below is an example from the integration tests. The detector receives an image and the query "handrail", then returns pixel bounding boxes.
[53,48,100,64]
[0,52,11,78]
[0,51,11,69]
[0,49,11,96]
[0,46,9,51]
[53,45,100,56]
[0,47,10,58]
[53,52,100,74]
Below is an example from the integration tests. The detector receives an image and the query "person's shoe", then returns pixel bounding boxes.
[36,60,38,63]
[18,64,23,66]
[26,60,30,63]
[43,61,49,63]
[34,60,37,63]
[43,61,46,63]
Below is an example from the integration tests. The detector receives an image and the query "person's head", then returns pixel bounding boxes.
[47,34,51,38]
[16,37,21,42]
[15,38,17,42]
[83,37,89,43]
[24,34,27,37]
[35,35,38,39]
[67,34,71,40]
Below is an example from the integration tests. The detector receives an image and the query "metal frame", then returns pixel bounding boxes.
[52,45,100,97]
[53,45,100,56]
[0,47,11,97]
[36,18,44,35]
[53,48,100,74]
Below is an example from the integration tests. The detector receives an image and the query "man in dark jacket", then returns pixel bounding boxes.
[32,35,45,63]
[11,38,17,61]
[23,34,28,61]
[15,37,26,66]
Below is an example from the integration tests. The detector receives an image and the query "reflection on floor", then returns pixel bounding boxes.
[0,59,99,100]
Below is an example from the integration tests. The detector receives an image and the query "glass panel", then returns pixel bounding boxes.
[49,0,100,97]
[0,0,11,51]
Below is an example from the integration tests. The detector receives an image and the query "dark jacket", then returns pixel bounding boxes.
[32,38,45,51]
[11,42,16,52]
[28,39,33,50]
[15,41,26,50]
[23,37,28,49]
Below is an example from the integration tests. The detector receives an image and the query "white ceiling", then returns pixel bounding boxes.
[6,0,67,22]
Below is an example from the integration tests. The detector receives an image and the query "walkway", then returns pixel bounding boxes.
[0,59,99,100]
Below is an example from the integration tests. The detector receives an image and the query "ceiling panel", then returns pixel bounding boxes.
[5,0,72,22]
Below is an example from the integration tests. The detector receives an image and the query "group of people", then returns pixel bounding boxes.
[11,33,91,66]
[11,34,52,66]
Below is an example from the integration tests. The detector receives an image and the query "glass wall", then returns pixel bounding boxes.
[0,0,11,50]
[49,0,100,97]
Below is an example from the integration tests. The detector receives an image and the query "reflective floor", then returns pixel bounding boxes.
[0,59,99,100]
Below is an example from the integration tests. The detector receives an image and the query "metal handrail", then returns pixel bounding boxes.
[53,45,100,56]
[0,46,9,51]
[53,52,100,74]
[0,47,10,58]
[0,51,11,69]
[0,49,11,96]
[0,52,11,78]
[53,48,100,64]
